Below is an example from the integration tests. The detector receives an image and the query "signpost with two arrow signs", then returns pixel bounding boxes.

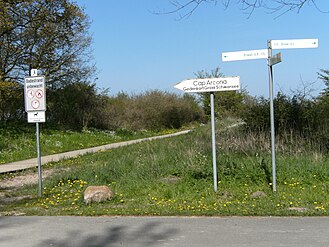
[222,38,318,192]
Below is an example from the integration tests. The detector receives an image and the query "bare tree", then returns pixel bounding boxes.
[318,69,329,96]
[159,0,328,18]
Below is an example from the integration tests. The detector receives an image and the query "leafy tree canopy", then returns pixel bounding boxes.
[0,0,96,89]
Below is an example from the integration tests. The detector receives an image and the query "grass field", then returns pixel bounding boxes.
[0,120,328,216]
[0,124,174,164]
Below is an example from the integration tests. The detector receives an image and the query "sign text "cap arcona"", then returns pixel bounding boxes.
[193,79,228,87]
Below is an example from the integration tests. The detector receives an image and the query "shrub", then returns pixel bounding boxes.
[99,90,205,131]
[241,91,329,153]
[0,81,24,122]
[48,83,98,130]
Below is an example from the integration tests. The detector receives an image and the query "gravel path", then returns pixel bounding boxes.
[0,130,191,174]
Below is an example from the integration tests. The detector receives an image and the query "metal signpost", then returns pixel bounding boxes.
[266,47,281,192]
[222,38,318,192]
[24,69,46,197]
[175,77,241,192]
[267,38,318,191]
[222,48,280,191]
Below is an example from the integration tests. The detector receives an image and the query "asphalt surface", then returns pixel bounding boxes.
[0,130,191,174]
[0,216,329,247]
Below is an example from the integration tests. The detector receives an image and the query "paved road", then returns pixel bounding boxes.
[0,130,191,174]
[0,216,328,247]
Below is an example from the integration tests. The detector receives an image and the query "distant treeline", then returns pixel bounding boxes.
[0,82,205,131]
[0,69,328,152]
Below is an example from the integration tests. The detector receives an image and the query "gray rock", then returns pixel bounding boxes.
[84,186,114,204]
[288,207,308,213]
[250,191,267,199]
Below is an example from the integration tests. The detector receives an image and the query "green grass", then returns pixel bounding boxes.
[1,122,328,216]
[0,124,176,164]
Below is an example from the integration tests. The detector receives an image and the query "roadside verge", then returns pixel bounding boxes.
[0,130,191,174]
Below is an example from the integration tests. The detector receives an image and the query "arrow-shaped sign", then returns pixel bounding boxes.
[222,49,268,62]
[270,38,318,49]
[174,77,240,93]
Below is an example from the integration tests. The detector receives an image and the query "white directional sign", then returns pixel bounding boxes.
[24,76,46,112]
[220,37,318,192]
[174,77,240,93]
[222,49,268,62]
[270,38,318,50]
[28,111,46,123]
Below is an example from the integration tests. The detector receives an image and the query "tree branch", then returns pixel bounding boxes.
[160,0,328,18]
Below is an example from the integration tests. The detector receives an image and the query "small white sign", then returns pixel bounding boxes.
[28,111,46,123]
[174,77,240,93]
[268,52,282,66]
[222,49,268,62]
[270,38,318,49]
[31,69,38,76]
[24,76,46,112]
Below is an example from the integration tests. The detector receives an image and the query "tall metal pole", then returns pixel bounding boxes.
[30,69,43,197]
[36,122,42,197]
[210,92,218,192]
[268,41,277,192]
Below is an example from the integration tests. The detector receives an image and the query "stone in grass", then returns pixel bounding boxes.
[84,186,114,204]
[160,175,181,184]
[288,207,308,213]
[250,191,267,199]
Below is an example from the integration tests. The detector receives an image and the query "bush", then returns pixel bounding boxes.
[3,81,203,132]
[0,81,24,122]
[241,91,329,153]
[48,83,98,130]
[98,90,205,131]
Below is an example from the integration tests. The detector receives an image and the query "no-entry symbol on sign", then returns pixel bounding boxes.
[24,76,46,112]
